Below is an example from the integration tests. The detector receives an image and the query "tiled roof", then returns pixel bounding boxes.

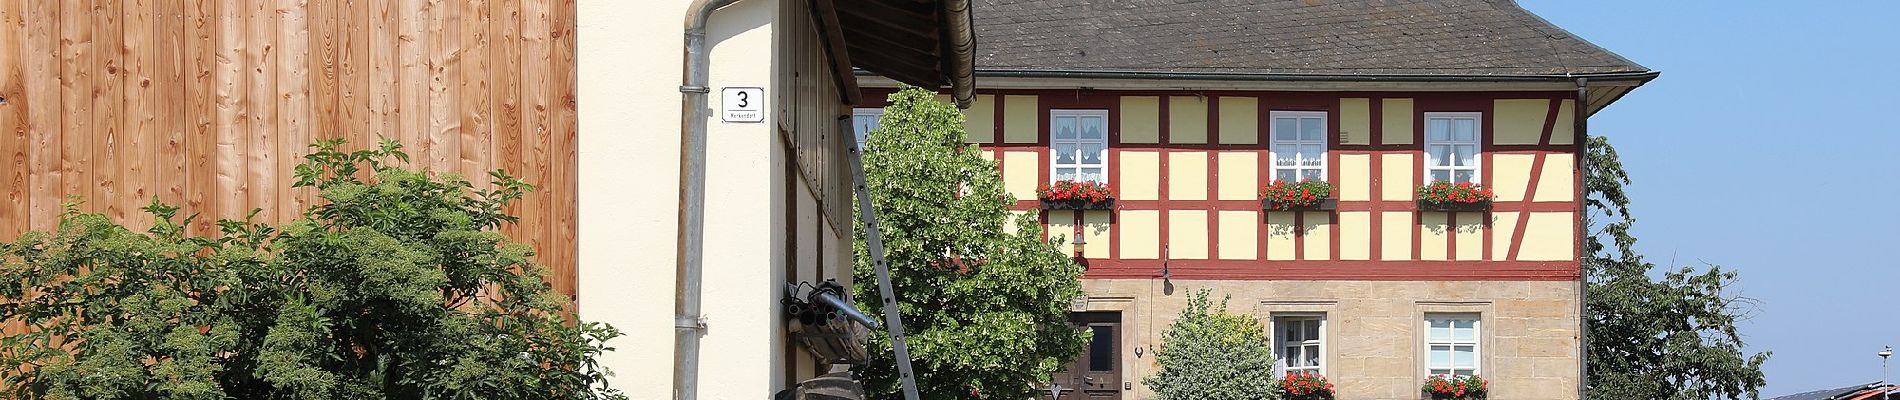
[970,0,1650,77]
[1768,383,1885,400]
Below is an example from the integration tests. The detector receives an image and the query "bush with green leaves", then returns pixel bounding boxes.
[1143,289,1281,400]
[851,87,1089,399]
[0,139,625,400]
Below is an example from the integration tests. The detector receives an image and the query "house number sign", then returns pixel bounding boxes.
[721,87,765,123]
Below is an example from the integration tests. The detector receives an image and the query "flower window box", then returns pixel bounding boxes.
[1422,375,1488,400]
[1415,181,1495,212]
[1038,180,1115,210]
[1261,179,1337,212]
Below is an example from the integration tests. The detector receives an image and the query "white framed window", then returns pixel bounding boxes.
[1424,314,1481,377]
[850,108,884,146]
[1270,111,1327,182]
[1274,316,1326,375]
[1050,110,1109,183]
[1424,112,1481,184]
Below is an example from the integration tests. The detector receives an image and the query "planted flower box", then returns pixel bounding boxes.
[1039,180,1116,211]
[1415,181,1495,212]
[1260,179,1337,213]
[1416,199,1491,212]
[1263,198,1337,212]
[1040,199,1115,210]
[1422,375,1487,400]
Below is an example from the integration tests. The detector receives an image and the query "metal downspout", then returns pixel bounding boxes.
[1574,77,1590,400]
[676,1,741,399]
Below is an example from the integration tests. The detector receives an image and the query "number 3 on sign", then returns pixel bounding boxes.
[721,87,765,123]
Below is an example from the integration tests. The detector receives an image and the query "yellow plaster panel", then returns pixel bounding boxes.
[1381,98,1414,145]
[1003,95,1040,143]
[1219,96,1259,145]
[1119,151,1161,201]
[1047,210,1077,255]
[1455,212,1484,261]
[1494,99,1550,145]
[1338,211,1371,260]
[1519,212,1575,261]
[1168,152,1209,201]
[980,149,995,161]
[1381,153,1414,201]
[1083,211,1113,259]
[1550,99,1577,145]
[1303,212,1332,261]
[1218,211,1259,260]
[1169,96,1209,144]
[1534,154,1576,202]
[1267,212,1296,261]
[1380,212,1413,261]
[1491,154,1535,202]
[1490,212,1519,261]
[1121,96,1161,144]
[1420,212,1449,261]
[1168,210,1210,260]
[1340,98,1371,145]
[1120,210,1161,259]
[1217,152,1260,201]
[962,94,996,143]
[1002,151,1040,201]
[1339,154,1370,201]
[1003,210,1038,236]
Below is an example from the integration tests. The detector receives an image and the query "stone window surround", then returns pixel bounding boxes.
[1258,300,1338,379]
[1415,300,1495,394]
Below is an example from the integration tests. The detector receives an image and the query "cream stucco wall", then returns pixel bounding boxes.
[1078,279,1583,400]
[578,0,828,398]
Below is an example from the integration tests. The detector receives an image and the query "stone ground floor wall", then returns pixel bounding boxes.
[1076,279,1582,400]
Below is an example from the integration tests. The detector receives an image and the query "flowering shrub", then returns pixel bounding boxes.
[1421,375,1488,399]
[1416,181,1495,204]
[1038,180,1114,203]
[1281,371,1335,400]
[1260,179,1335,210]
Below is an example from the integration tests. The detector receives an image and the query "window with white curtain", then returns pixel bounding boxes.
[1425,314,1481,377]
[1424,112,1481,184]
[1275,316,1326,375]
[1050,110,1109,183]
[1271,111,1328,182]
[850,108,883,146]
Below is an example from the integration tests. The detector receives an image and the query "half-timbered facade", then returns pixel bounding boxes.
[862,1,1654,399]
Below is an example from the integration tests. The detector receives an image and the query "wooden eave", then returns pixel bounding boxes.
[817,0,975,108]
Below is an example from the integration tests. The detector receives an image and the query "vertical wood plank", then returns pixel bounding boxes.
[184,0,216,235]
[25,0,63,231]
[398,0,428,163]
[246,0,276,222]
[370,0,397,143]
[460,0,490,190]
[340,0,369,147]
[277,0,312,219]
[549,0,577,300]
[58,0,94,213]
[490,0,522,241]
[94,0,125,222]
[155,0,188,213]
[214,0,247,224]
[123,0,157,230]
[520,0,551,269]
[312,0,339,142]
[428,0,460,175]
[1,0,26,240]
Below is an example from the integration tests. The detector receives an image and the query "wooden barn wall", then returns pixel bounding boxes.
[0,0,580,324]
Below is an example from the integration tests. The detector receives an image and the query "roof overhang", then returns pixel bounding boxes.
[815,0,975,108]
[861,69,1657,115]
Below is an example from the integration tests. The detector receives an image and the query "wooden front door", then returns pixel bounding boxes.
[1045,312,1122,400]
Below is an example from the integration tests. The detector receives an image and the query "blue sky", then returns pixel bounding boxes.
[1519,0,1900,396]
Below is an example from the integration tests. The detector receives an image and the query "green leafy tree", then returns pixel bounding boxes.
[1582,136,1769,400]
[851,88,1089,399]
[1143,289,1281,400]
[0,139,625,400]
